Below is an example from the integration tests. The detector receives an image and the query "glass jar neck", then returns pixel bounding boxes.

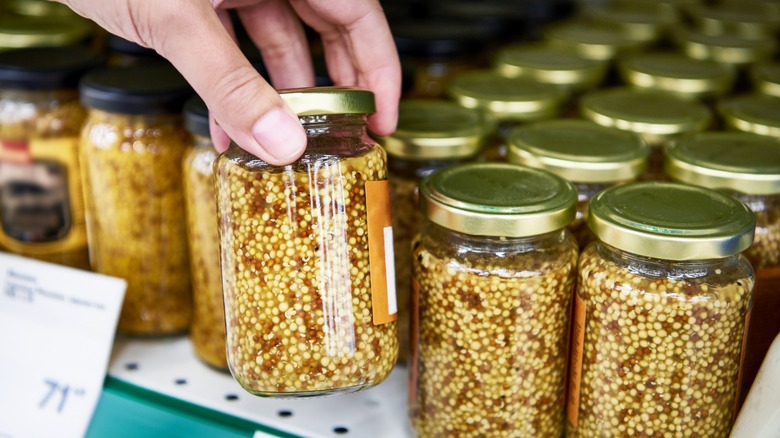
[87,108,183,127]
[191,133,213,149]
[726,191,780,214]
[423,219,569,254]
[0,88,79,104]
[388,154,476,180]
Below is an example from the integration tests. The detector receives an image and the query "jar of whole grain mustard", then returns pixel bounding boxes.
[618,52,736,102]
[580,87,711,180]
[79,63,193,336]
[587,2,676,45]
[0,47,102,268]
[719,94,780,139]
[569,182,756,437]
[686,3,780,40]
[664,132,780,404]
[507,119,649,248]
[543,21,646,62]
[410,163,579,437]
[215,87,398,397]
[377,99,488,363]
[182,96,227,370]
[674,27,777,68]
[447,70,564,162]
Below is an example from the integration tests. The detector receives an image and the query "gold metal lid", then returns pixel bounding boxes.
[751,62,780,98]
[589,182,755,260]
[687,3,780,39]
[447,71,564,122]
[493,45,607,92]
[544,21,645,61]
[675,27,777,65]
[619,52,735,98]
[279,86,375,116]
[616,0,702,20]
[719,94,780,138]
[378,100,488,160]
[420,163,577,237]
[589,4,676,43]
[6,0,79,17]
[0,14,93,49]
[581,87,711,136]
[507,120,650,183]
[666,132,780,195]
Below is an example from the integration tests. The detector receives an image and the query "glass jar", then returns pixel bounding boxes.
[411,163,579,437]
[392,19,494,99]
[448,70,565,162]
[580,87,711,179]
[0,47,102,268]
[182,96,226,370]
[569,182,755,437]
[674,27,777,67]
[507,119,649,248]
[79,64,193,336]
[543,21,646,62]
[665,132,780,402]
[377,99,488,363]
[619,52,736,101]
[493,44,608,95]
[215,87,399,397]
[719,94,780,139]
[750,62,780,98]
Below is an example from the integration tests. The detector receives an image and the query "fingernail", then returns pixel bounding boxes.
[251,106,306,164]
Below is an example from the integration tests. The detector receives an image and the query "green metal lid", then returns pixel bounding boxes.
[420,163,577,237]
[589,3,675,43]
[580,87,711,136]
[589,182,755,260]
[507,120,650,183]
[378,100,488,160]
[687,3,780,39]
[447,71,564,122]
[619,52,735,98]
[675,27,776,65]
[279,86,375,116]
[666,132,780,195]
[544,21,645,61]
[0,13,93,49]
[751,62,780,98]
[493,45,607,91]
[6,0,80,17]
[719,94,780,138]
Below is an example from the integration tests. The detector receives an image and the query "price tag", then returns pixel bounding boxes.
[0,253,126,438]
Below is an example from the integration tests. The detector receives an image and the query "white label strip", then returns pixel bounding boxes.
[383,226,397,315]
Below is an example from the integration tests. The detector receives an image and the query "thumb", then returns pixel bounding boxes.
[154,2,306,165]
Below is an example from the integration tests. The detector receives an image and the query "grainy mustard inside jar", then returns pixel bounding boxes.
[569,182,756,437]
[79,64,193,336]
[215,87,399,397]
[0,47,102,268]
[448,70,564,162]
[507,119,649,248]
[580,87,711,178]
[377,99,488,363]
[182,96,227,370]
[411,163,579,437]
[665,132,780,402]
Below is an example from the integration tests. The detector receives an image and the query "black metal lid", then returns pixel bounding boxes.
[79,63,192,114]
[0,46,103,89]
[106,34,158,58]
[183,95,209,137]
[392,18,496,57]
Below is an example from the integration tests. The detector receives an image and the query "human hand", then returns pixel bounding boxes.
[54,0,401,165]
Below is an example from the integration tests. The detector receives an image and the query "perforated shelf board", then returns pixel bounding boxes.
[106,337,414,438]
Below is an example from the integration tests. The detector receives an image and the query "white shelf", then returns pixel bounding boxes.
[108,338,415,438]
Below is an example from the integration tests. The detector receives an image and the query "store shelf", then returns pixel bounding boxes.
[89,337,413,438]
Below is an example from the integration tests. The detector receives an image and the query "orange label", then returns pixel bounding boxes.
[366,180,397,325]
[0,139,32,164]
[409,277,420,405]
[567,292,587,428]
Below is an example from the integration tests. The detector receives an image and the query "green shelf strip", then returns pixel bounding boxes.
[86,376,303,438]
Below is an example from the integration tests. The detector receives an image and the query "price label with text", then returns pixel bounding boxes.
[0,253,126,438]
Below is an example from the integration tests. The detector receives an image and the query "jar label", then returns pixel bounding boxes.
[0,138,87,254]
[567,290,586,428]
[365,180,397,325]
